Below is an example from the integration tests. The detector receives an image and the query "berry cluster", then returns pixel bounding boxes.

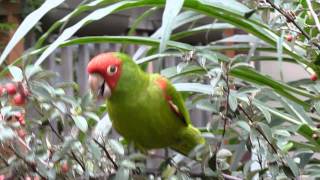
[0,82,29,106]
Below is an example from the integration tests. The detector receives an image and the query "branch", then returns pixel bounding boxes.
[265,0,320,50]
[305,0,320,33]
[8,145,46,179]
[238,104,278,154]
[93,138,118,170]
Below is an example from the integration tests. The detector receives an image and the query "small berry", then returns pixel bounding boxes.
[0,175,5,180]
[5,83,17,95]
[33,176,40,180]
[311,74,318,81]
[286,34,293,42]
[61,162,69,173]
[0,85,4,96]
[25,176,31,180]
[12,93,25,106]
[17,129,26,139]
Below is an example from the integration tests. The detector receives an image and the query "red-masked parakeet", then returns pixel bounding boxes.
[87,52,205,155]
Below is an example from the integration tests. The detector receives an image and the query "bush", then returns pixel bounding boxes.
[0,0,320,179]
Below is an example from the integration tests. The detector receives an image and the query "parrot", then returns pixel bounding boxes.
[87,52,205,155]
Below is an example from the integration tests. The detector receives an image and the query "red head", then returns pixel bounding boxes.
[87,52,122,98]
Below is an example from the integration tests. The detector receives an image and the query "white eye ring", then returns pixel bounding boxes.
[107,65,117,76]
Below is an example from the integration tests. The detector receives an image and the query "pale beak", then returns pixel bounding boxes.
[88,73,111,99]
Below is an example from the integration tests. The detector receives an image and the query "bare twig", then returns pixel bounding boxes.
[93,138,118,170]
[265,0,320,50]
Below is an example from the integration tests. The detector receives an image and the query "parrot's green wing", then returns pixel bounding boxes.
[155,75,191,126]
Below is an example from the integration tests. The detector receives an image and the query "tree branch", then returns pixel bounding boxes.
[265,0,320,50]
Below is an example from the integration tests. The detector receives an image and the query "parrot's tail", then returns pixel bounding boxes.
[170,125,205,156]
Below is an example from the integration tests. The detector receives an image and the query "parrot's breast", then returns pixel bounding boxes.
[106,78,184,149]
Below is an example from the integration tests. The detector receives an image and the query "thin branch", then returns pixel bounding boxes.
[0,154,9,167]
[265,0,320,50]
[70,151,86,172]
[305,0,320,33]
[238,104,278,154]
[93,138,118,170]
[8,145,46,179]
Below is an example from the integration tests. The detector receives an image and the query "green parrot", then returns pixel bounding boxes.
[87,52,205,155]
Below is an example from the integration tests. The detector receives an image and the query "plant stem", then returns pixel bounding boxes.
[265,0,320,50]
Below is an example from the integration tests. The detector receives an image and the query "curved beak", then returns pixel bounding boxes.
[88,73,111,99]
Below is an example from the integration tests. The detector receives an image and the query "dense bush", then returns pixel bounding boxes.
[1,0,320,179]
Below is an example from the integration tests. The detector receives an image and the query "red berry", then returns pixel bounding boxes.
[286,34,293,42]
[25,176,31,180]
[311,74,318,81]
[61,162,69,173]
[12,93,25,106]
[17,129,27,139]
[33,176,40,180]
[0,86,4,96]
[5,83,17,95]
[0,175,5,180]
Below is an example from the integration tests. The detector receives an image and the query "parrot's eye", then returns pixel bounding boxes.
[107,65,118,76]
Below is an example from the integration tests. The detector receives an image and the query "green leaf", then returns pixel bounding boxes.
[109,139,125,155]
[35,1,132,66]
[235,121,251,132]
[115,167,129,180]
[0,0,65,64]
[73,115,88,132]
[285,157,300,177]
[88,140,102,160]
[230,66,314,109]
[297,124,320,149]
[159,0,184,53]
[8,66,23,82]
[228,92,238,112]
[256,122,273,143]
[256,104,272,123]
[174,83,213,95]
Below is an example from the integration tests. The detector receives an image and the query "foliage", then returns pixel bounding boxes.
[0,0,320,179]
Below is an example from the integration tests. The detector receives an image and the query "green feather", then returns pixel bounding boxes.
[105,52,205,155]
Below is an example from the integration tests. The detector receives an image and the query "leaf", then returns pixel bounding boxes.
[230,66,313,109]
[256,104,272,123]
[109,139,125,155]
[0,0,65,65]
[235,121,251,132]
[83,112,100,122]
[92,114,112,139]
[73,115,88,132]
[115,167,129,180]
[8,66,23,82]
[228,92,238,112]
[217,149,232,159]
[285,157,300,177]
[35,1,131,66]
[174,83,213,95]
[88,140,102,160]
[256,122,273,143]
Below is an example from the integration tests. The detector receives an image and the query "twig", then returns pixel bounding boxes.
[70,151,86,172]
[0,154,9,167]
[265,0,320,50]
[237,105,278,154]
[8,145,46,179]
[93,138,118,170]
[305,0,320,33]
